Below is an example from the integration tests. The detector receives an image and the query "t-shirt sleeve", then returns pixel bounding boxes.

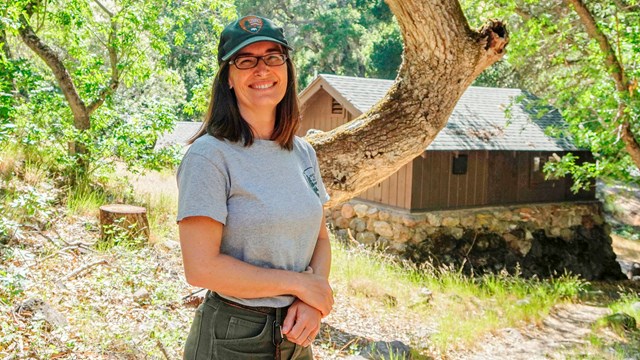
[308,144,330,205]
[176,152,229,224]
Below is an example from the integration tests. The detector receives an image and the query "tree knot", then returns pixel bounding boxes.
[479,19,509,52]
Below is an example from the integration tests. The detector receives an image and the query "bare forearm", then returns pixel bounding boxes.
[179,216,333,315]
[184,252,304,299]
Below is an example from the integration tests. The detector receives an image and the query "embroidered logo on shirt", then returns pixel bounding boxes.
[303,167,320,198]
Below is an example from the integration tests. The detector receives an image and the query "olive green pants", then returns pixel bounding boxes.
[183,293,313,360]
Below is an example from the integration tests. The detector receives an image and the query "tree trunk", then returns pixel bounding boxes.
[99,204,150,243]
[308,0,509,207]
[16,0,120,171]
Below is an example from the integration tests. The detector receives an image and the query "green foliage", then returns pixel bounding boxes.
[472,59,522,88]
[65,181,109,216]
[162,1,235,120]
[235,0,402,87]
[0,260,28,304]
[0,0,230,183]
[368,23,402,79]
[461,0,640,188]
[97,218,147,251]
[0,180,56,243]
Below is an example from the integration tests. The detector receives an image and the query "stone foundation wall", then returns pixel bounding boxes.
[327,201,624,280]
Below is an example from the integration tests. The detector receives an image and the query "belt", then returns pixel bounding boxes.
[208,292,287,360]
[211,292,281,315]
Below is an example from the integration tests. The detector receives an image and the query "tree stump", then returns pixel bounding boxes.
[99,204,150,243]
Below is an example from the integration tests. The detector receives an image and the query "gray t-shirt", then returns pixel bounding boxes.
[176,135,330,307]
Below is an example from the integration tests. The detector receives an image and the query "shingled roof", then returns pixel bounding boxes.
[300,74,579,151]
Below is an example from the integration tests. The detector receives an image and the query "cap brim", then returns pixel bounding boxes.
[221,36,293,61]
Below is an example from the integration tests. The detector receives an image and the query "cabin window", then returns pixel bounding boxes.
[452,154,468,175]
[531,153,560,185]
[331,99,343,115]
[533,156,541,172]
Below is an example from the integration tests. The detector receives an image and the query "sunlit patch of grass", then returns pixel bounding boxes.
[138,191,178,243]
[0,145,21,181]
[330,240,429,309]
[609,293,640,324]
[330,239,589,353]
[117,168,178,243]
[22,160,49,186]
[66,183,108,217]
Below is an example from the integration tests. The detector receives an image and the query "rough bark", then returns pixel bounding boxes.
[308,0,509,207]
[566,0,640,172]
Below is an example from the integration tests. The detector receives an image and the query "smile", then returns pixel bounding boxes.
[250,82,277,90]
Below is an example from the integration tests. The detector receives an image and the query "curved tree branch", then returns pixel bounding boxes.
[566,0,640,172]
[93,0,114,18]
[17,1,90,130]
[565,0,628,92]
[309,0,509,206]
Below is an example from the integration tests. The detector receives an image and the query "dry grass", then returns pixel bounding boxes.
[127,168,178,200]
[0,147,21,180]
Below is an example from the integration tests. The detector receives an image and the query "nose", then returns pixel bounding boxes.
[253,58,270,75]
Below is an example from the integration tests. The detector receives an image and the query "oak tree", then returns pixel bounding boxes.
[307,0,509,206]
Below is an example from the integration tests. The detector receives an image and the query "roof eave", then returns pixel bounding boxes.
[299,74,363,117]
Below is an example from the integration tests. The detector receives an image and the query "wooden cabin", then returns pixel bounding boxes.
[298,74,595,212]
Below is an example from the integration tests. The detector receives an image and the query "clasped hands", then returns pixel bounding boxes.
[282,267,333,347]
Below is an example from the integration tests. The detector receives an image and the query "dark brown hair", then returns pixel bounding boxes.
[188,48,300,150]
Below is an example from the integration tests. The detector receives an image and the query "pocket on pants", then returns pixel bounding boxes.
[213,308,273,359]
[224,316,266,340]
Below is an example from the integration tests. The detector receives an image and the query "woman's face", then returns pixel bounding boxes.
[228,41,288,116]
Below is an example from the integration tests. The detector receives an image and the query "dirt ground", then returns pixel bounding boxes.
[453,235,640,360]
[314,235,640,359]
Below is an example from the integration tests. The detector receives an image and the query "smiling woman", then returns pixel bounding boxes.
[227,42,289,136]
[176,15,333,360]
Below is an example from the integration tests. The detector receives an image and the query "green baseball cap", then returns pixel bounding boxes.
[218,15,293,63]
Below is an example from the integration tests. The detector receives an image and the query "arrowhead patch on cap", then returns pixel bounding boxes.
[239,16,264,33]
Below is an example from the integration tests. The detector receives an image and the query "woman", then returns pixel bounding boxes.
[176,15,333,360]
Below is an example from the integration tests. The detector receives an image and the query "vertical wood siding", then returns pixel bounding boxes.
[410,150,594,211]
[410,151,490,210]
[297,89,351,136]
[359,164,413,210]
[299,90,595,212]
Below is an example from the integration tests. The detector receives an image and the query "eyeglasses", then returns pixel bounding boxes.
[230,53,288,69]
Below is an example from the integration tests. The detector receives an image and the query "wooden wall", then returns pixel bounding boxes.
[410,150,595,211]
[359,162,413,210]
[411,151,489,210]
[299,88,595,212]
[298,89,352,136]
